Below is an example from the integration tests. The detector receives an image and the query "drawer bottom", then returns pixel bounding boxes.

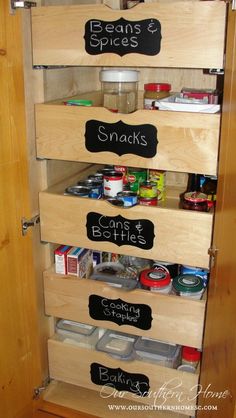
[41,380,192,418]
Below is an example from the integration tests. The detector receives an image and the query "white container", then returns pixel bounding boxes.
[100,69,139,113]
[55,319,99,349]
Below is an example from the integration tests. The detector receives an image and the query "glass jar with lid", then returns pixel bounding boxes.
[144,83,171,109]
[100,69,139,113]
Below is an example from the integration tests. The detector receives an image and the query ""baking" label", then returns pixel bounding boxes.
[90,363,150,396]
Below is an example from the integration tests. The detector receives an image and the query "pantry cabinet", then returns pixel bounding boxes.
[1,1,236,418]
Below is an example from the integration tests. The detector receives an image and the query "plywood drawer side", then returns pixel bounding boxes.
[44,269,206,349]
[31,2,226,68]
[35,104,220,176]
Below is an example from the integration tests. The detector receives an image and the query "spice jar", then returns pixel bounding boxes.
[182,192,208,212]
[144,83,171,109]
[140,266,172,294]
[172,274,204,299]
[100,69,139,113]
[182,346,201,369]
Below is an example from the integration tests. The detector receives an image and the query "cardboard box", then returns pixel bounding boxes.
[54,245,72,275]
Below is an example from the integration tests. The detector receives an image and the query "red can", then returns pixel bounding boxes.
[114,166,128,184]
[139,197,157,206]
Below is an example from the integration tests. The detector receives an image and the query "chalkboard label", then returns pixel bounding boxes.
[86,212,155,250]
[90,363,150,396]
[85,120,158,158]
[89,295,153,330]
[84,18,161,56]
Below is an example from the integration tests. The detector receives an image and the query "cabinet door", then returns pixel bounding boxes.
[0,5,42,418]
[198,7,236,418]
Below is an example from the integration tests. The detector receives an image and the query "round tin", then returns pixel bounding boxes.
[103,171,123,198]
[127,168,147,193]
[116,191,138,207]
[139,197,157,206]
[172,274,204,299]
[64,185,90,197]
[139,181,158,198]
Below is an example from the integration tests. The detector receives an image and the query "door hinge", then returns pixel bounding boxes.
[33,377,50,400]
[232,0,236,11]
[21,214,40,236]
[10,0,36,14]
[208,246,219,268]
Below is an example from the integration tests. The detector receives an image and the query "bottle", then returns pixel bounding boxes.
[181,346,201,369]
[201,176,217,209]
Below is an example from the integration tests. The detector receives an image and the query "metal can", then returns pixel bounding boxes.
[103,170,123,198]
[114,165,128,184]
[107,198,124,207]
[149,169,166,201]
[77,179,102,199]
[127,168,147,193]
[139,181,158,198]
[64,185,90,197]
[116,191,138,207]
[139,197,157,206]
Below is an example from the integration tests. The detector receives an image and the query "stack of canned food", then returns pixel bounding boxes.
[64,165,166,207]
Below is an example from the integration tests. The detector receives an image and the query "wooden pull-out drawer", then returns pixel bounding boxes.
[44,268,206,349]
[48,338,199,415]
[36,101,220,176]
[39,178,213,268]
[31,2,226,68]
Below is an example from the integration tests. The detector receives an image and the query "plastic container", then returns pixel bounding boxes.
[144,83,171,109]
[100,69,139,113]
[172,274,205,299]
[96,330,137,360]
[177,364,196,374]
[182,346,201,368]
[139,266,172,294]
[90,261,138,289]
[153,260,179,279]
[55,319,99,348]
[134,337,181,368]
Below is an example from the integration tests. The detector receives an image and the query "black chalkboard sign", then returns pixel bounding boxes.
[90,363,150,396]
[84,18,161,56]
[89,295,153,330]
[86,212,155,250]
[85,120,158,158]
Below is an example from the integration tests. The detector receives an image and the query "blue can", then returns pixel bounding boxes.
[77,179,102,199]
[116,191,138,207]
[180,265,209,287]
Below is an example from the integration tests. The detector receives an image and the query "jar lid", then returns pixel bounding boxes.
[140,268,171,288]
[184,192,208,203]
[173,274,204,293]
[64,99,93,106]
[144,83,171,92]
[182,346,201,362]
[100,70,139,83]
